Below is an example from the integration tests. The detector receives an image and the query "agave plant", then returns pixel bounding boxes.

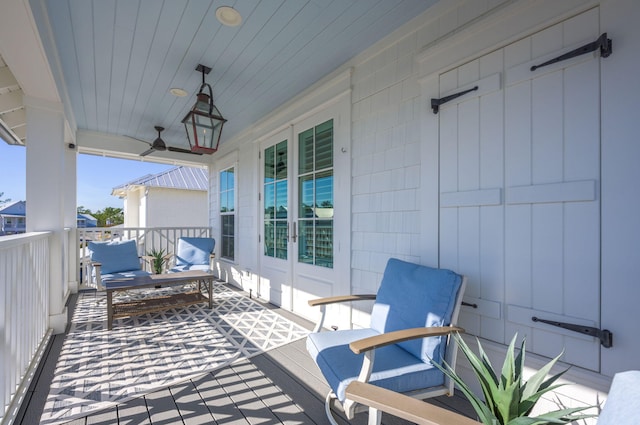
[438,333,595,425]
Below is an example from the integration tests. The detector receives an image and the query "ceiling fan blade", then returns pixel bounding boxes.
[140,147,155,156]
[167,146,202,155]
[125,135,152,146]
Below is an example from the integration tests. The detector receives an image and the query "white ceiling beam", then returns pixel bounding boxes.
[0,90,23,114]
[0,108,25,128]
[0,65,18,90]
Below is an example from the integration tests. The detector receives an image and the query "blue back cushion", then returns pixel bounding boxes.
[88,240,141,274]
[370,258,462,363]
[176,237,215,266]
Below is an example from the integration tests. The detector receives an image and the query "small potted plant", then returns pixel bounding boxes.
[438,333,596,425]
[145,248,168,274]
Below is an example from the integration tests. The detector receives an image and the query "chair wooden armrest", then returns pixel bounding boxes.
[345,381,481,425]
[308,294,376,307]
[308,294,377,332]
[349,326,465,354]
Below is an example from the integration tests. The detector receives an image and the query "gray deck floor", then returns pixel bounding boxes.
[15,286,476,425]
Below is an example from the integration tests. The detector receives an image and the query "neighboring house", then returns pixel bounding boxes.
[0,202,98,235]
[111,166,208,228]
[76,213,97,228]
[0,200,26,235]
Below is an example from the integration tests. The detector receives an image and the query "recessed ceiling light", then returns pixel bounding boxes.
[216,6,242,27]
[170,88,188,97]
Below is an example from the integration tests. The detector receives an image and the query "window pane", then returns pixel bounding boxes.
[299,128,314,174]
[298,175,314,218]
[220,170,228,191]
[227,168,235,190]
[228,192,235,212]
[315,119,333,170]
[222,215,235,260]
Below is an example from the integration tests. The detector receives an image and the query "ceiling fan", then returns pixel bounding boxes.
[128,126,201,156]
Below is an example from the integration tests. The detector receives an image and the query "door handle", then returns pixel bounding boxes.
[292,221,297,243]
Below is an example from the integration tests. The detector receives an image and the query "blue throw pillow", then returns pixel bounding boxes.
[175,237,215,266]
[88,240,141,274]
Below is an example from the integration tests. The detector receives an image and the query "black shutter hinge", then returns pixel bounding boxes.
[431,86,478,114]
[530,33,612,72]
[532,316,613,348]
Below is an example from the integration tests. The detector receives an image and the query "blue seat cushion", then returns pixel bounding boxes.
[88,240,141,274]
[169,264,211,272]
[307,328,444,403]
[370,258,462,363]
[101,270,152,286]
[175,237,215,266]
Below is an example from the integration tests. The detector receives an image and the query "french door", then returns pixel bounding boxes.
[259,109,341,320]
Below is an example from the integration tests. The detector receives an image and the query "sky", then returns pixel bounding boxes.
[0,140,174,212]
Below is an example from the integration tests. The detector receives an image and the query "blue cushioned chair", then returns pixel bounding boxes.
[169,237,215,272]
[87,239,151,289]
[306,258,467,425]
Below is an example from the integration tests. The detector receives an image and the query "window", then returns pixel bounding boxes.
[220,167,235,260]
[298,119,333,268]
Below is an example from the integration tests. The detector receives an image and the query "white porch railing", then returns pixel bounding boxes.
[0,232,52,425]
[78,226,213,288]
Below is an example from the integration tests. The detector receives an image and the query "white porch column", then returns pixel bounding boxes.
[64,143,79,293]
[24,95,71,334]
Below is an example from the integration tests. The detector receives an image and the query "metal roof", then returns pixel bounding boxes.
[112,166,208,196]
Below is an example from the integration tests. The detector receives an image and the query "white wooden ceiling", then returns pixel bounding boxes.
[17,0,436,156]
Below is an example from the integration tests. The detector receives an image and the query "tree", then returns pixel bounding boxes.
[93,207,124,227]
[0,192,11,205]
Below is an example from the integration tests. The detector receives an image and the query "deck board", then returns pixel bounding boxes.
[116,396,151,424]
[17,287,475,425]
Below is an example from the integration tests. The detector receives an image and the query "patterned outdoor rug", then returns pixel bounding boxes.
[40,283,309,425]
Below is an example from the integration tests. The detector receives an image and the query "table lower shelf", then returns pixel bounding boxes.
[112,291,209,319]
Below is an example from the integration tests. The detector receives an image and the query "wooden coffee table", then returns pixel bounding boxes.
[104,270,216,330]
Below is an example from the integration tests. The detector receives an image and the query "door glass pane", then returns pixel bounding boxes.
[298,175,314,218]
[298,220,313,265]
[275,221,288,259]
[264,222,274,256]
[315,170,333,218]
[296,120,334,268]
[264,184,275,219]
[264,145,275,183]
[276,142,288,181]
[315,220,333,268]
[315,119,333,170]
[299,128,314,174]
[264,140,288,259]
[275,180,288,219]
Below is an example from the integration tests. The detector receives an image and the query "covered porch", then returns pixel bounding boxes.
[2,0,640,424]
[15,282,474,425]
